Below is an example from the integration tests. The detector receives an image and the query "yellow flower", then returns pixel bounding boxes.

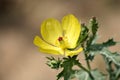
[33,14,83,57]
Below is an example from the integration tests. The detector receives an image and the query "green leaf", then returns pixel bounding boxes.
[57,70,64,80]
[75,69,106,80]
[86,38,117,61]
[57,55,81,80]
[114,66,120,80]
[86,35,98,51]
[102,38,116,47]
[88,38,116,51]
[101,49,120,66]
[100,49,120,80]
[75,70,91,80]
[77,23,89,44]
[46,56,62,69]
[114,68,120,79]
[86,17,99,51]
[89,17,98,35]
[86,52,96,61]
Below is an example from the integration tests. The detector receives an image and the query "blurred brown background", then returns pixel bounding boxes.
[0,0,120,80]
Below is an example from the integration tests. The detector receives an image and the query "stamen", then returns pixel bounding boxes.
[58,37,63,41]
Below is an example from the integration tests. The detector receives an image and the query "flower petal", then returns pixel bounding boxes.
[41,18,63,46]
[65,47,83,57]
[62,14,81,48]
[33,36,64,55]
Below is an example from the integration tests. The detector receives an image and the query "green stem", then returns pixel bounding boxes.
[77,63,94,80]
[84,53,91,70]
[83,51,94,80]
[77,63,89,73]
[104,58,114,80]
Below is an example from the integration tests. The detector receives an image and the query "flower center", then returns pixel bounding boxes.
[58,37,63,41]
[57,37,67,49]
